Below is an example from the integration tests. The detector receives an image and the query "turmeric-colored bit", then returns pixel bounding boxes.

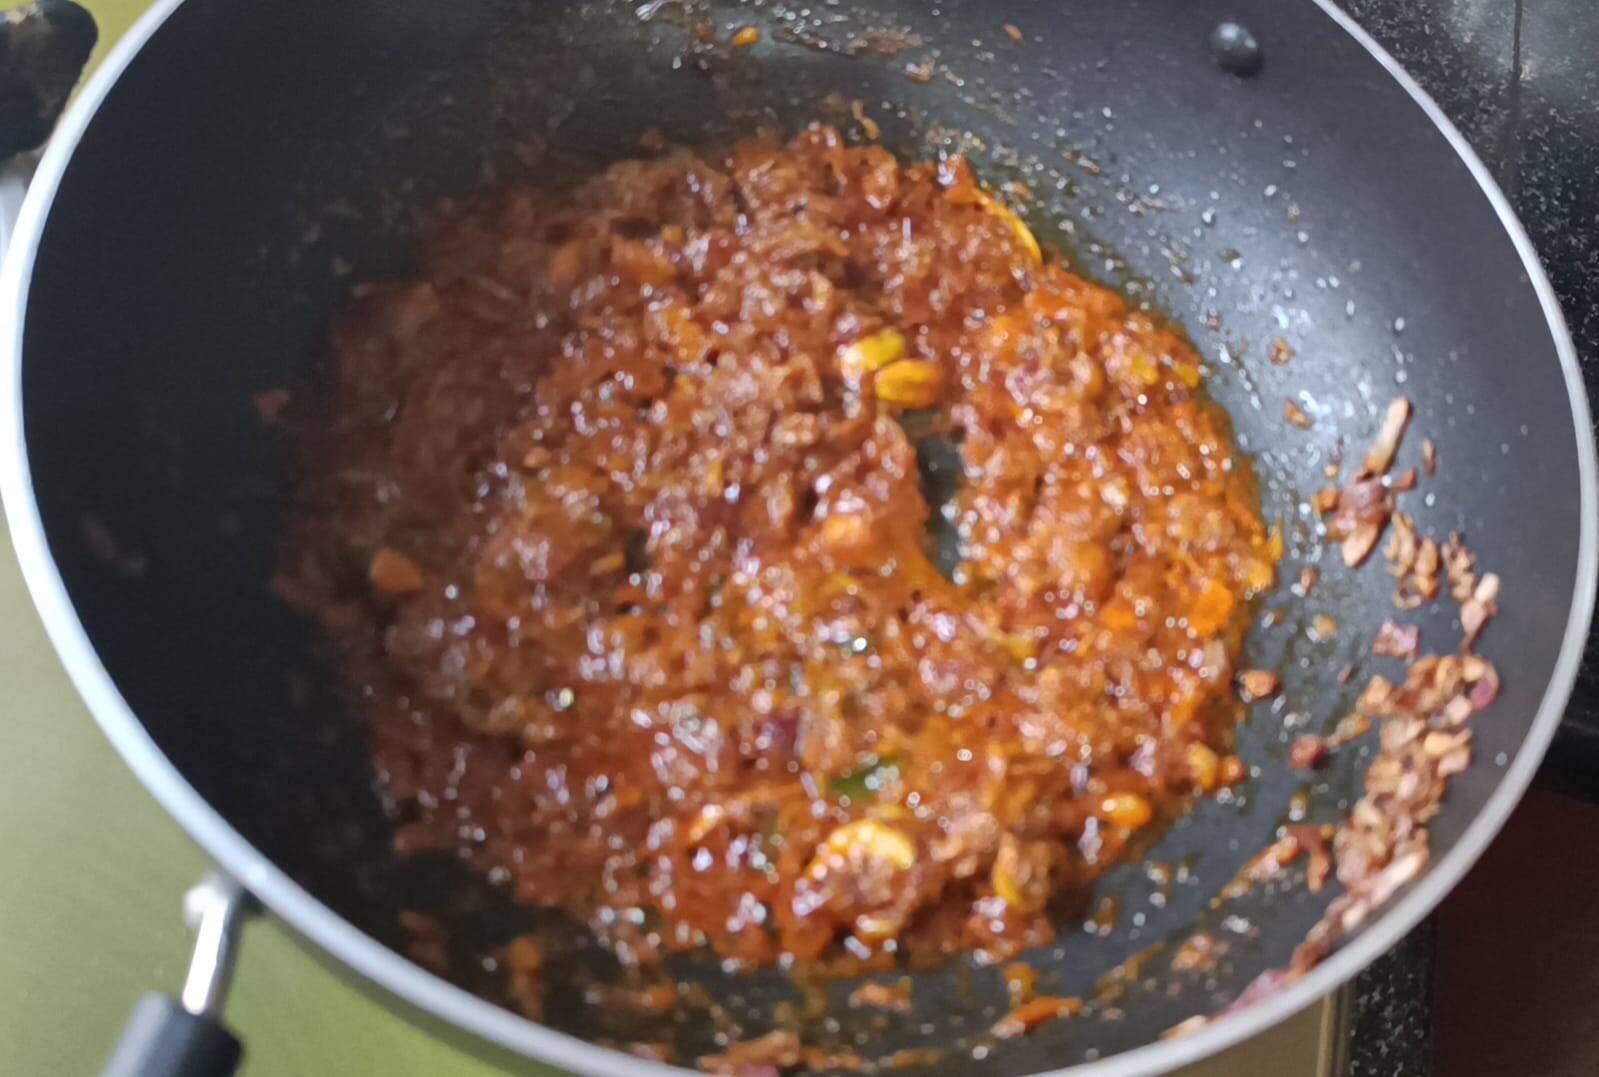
[548,240,584,286]
[1188,578,1236,635]
[838,328,907,377]
[873,359,945,407]
[1003,962,1037,1006]
[810,819,917,874]
[588,551,626,577]
[818,511,870,554]
[1238,669,1280,700]
[1186,743,1221,792]
[1100,599,1139,632]
[991,833,1051,912]
[1245,558,1276,594]
[1096,792,1154,830]
[370,548,424,595]
[976,190,1043,262]
[1169,359,1203,389]
[1217,755,1249,786]
[992,996,1082,1038]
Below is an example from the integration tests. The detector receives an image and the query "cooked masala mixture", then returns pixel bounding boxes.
[279,126,1278,974]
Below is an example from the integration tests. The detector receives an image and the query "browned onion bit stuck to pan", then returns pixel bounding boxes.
[991,995,1083,1039]
[1173,390,1506,1036]
[847,978,913,1012]
[1288,734,1328,771]
[1238,669,1280,700]
[1362,396,1413,478]
[1169,931,1228,974]
[1319,395,1417,568]
[1323,476,1393,567]
[1372,619,1422,660]
[1231,825,1334,898]
[1386,513,1441,609]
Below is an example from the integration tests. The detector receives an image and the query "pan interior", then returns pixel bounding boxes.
[16,0,1585,1071]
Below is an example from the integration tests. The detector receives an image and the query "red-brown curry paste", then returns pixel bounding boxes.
[280,126,1276,971]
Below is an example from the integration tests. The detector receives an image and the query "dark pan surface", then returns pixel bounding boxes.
[8,0,1593,1072]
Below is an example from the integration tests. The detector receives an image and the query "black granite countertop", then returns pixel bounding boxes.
[1339,0,1599,798]
[1335,4,1599,1074]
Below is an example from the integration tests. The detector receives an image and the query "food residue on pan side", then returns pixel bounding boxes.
[1171,392,1505,1037]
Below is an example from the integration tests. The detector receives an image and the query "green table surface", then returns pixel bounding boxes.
[0,2,1334,1072]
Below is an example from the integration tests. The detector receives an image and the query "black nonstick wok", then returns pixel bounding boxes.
[2,0,1594,1075]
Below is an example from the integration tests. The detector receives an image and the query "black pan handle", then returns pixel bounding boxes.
[0,0,98,162]
[102,994,241,1077]
[101,875,254,1077]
